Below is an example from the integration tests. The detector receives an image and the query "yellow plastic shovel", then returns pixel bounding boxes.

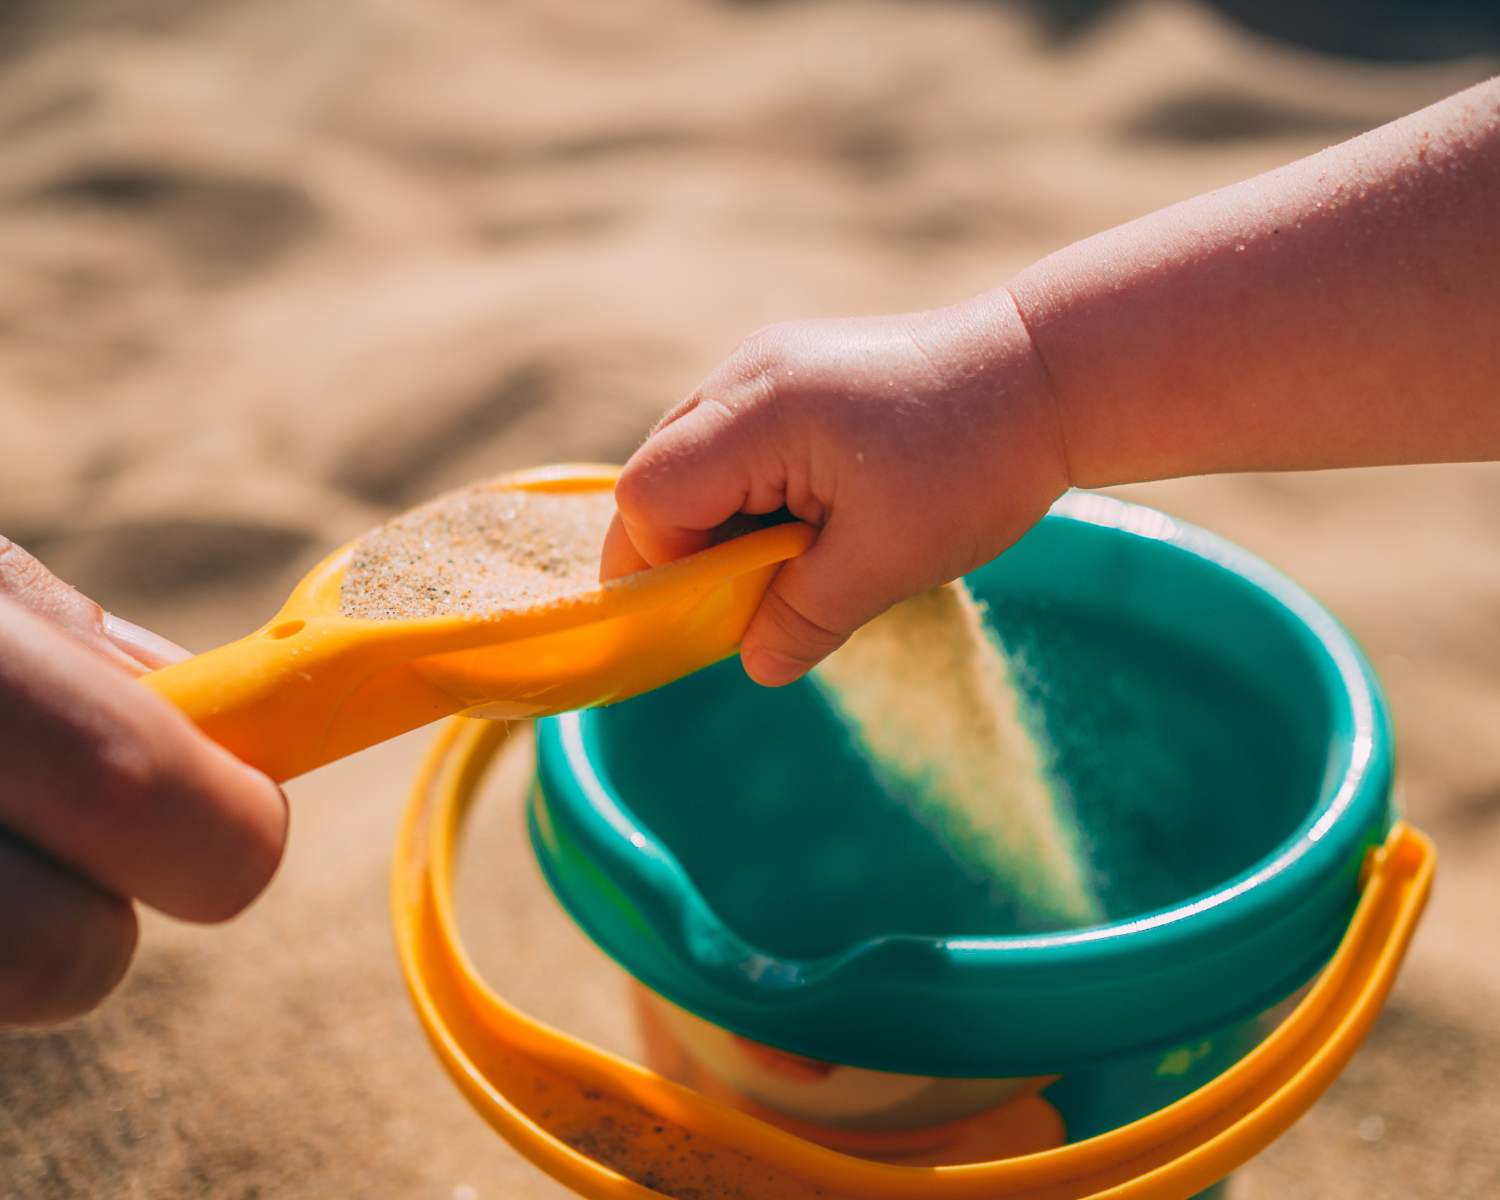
[141,464,813,782]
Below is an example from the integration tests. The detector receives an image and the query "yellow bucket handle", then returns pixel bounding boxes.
[392,717,1433,1200]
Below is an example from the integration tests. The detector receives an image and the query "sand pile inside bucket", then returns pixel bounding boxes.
[813,582,1100,927]
[340,484,615,619]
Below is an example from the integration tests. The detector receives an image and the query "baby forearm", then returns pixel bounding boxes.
[1006,76,1500,487]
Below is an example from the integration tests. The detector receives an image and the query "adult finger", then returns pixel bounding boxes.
[0,831,138,1026]
[0,536,188,673]
[0,597,286,923]
[102,613,190,671]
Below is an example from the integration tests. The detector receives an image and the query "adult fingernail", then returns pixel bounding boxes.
[741,647,806,688]
[104,613,191,669]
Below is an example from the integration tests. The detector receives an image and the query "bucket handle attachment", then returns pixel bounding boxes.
[392,717,1433,1200]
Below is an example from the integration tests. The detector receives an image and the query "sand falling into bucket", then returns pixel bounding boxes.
[341,478,1097,926]
[812,582,1101,928]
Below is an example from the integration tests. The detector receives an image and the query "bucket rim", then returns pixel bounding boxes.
[532,492,1394,1075]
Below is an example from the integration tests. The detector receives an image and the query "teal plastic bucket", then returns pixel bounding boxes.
[529,493,1394,1171]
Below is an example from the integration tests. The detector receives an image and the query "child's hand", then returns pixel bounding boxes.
[600,292,1069,686]
[0,539,286,1025]
[603,78,1500,688]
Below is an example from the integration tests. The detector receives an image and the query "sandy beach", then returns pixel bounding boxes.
[2,1,1498,1195]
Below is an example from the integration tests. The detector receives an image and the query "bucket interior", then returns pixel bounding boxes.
[584,506,1342,963]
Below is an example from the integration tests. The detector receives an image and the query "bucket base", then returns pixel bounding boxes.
[633,980,1243,1192]
[632,982,1066,1165]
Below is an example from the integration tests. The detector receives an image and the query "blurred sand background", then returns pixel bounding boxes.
[2,1,1499,1196]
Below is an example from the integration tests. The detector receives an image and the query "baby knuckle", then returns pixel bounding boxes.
[737,321,786,356]
[735,323,797,378]
[714,367,786,440]
[650,391,703,433]
[763,591,845,658]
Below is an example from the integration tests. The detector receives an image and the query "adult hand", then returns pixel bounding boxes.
[0,538,286,1024]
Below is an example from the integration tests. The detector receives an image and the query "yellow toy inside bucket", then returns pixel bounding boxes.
[141,464,812,782]
[392,716,1431,1200]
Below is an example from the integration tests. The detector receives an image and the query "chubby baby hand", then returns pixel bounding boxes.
[601,290,1069,685]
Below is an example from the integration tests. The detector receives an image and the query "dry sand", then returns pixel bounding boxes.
[2,1,1498,1197]
[340,485,614,619]
[813,581,1100,927]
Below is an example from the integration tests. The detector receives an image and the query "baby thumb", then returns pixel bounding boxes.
[738,527,890,687]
